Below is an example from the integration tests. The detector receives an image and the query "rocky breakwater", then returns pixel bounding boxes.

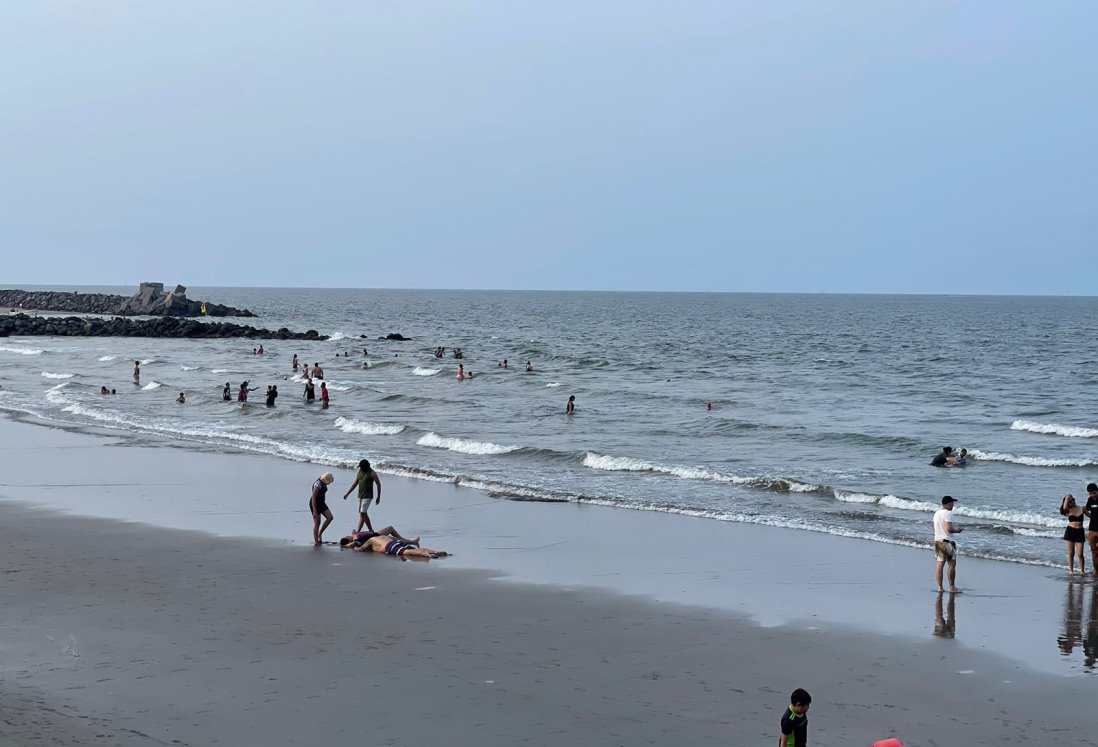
[0,282,255,318]
[0,314,326,340]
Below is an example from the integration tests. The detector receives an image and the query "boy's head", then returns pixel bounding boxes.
[790,688,812,715]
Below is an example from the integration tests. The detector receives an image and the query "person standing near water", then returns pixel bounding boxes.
[133,361,140,383]
[343,458,382,532]
[292,353,298,372]
[303,378,316,402]
[222,382,231,401]
[457,364,464,381]
[1084,483,1098,573]
[566,395,575,415]
[1061,494,1087,575]
[934,496,963,592]
[309,472,335,545]
[320,382,329,408]
[266,385,278,407]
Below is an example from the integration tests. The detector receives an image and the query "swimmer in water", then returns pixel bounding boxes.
[457,364,464,381]
[223,382,231,401]
[133,361,140,382]
[707,402,713,411]
[101,386,110,395]
[320,382,329,408]
[176,392,186,404]
[525,361,533,372]
[566,395,575,415]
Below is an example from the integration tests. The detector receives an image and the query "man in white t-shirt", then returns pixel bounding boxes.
[933,495,963,593]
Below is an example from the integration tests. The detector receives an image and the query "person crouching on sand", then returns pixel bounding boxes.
[309,472,335,545]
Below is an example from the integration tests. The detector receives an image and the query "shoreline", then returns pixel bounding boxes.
[0,413,1092,678]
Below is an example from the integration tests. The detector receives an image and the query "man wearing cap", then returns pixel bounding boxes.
[933,495,963,593]
[309,472,336,546]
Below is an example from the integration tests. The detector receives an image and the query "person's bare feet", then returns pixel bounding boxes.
[948,587,963,593]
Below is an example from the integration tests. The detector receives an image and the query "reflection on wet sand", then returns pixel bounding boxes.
[1057,581,1098,671]
[934,591,956,639]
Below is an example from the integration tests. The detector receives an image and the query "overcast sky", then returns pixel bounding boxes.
[1,1,1094,293]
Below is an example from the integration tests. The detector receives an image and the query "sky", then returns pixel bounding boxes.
[0,1,1095,294]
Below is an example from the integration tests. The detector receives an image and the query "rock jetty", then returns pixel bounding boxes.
[0,283,255,318]
[0,314,325,340]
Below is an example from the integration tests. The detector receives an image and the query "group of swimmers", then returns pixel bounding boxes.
[306,459,449,559]
[435,346,463,359]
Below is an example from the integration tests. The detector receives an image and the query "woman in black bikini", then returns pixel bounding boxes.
[1061,494,1087,575]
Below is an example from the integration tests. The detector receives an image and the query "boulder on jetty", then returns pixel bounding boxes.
[0,314,325,340]
[0,283,255,318]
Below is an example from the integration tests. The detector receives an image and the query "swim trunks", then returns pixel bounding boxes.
[359,498,372,515]
[384,539,414,557]
[934,539,957,562]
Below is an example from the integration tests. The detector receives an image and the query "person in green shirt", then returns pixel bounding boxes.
[778,688,811,747]
[343,459,382,532]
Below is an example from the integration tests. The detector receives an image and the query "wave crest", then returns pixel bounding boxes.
[41,372,75,379]
[1011,420,1098,439]
[968,449,1098,468]
[413,367,441,376]
[334,417,405,436]
[417,432,520,455]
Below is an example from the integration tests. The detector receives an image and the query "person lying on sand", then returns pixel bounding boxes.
[346,532,448,559]
[338,526,418,547]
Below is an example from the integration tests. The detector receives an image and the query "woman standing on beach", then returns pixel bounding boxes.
[1062,495,1087,574]
[309,472,335,545]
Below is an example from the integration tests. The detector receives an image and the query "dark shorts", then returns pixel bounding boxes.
[1065,526,1086,543]
[384,539,413,556]
[311,499,329,516]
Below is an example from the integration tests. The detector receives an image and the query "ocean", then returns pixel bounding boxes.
[2,287,1097,568]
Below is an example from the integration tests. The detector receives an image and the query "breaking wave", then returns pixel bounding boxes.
[41,372,75,379]
[413,367,441,376]
[968,449,1098,468]
[417,432,521,455]
[334,416,405,436]
[582,452,822,493]
[1011,420,1098,439]
[0,345,43,355]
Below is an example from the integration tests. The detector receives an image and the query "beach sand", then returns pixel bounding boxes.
[0,416,1094,745]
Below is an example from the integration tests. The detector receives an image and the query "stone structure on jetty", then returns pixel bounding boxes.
[0,314,325,341]
[0,283,255,318]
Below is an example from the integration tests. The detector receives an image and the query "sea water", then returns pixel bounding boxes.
[2,287,1097,568]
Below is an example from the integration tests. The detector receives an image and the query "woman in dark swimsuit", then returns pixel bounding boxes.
[310,473,335,545]
[1062,494,1087,575]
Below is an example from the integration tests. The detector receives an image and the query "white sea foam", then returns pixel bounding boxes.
[40,372,75,379]
[545,382,562,388]
[141,381,163,390]
[328,332,348,341]
[1002,526,1059,539]
[582,452,819,492]
[833,490,886,504]
[180,365,200,371]
[877,495,942,512]
[0,345,43,355]
[334,417,405,436]
[413,367,441,376]
[98,355,117,361]
[417,432,520,455]
[211,369,231,373]
[140,359,155,365]
[968,449,1098,468]
[1011,420,1098,439]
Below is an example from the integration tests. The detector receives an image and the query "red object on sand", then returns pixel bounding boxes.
[873,740,904,747]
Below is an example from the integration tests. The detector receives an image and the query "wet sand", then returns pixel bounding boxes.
[0,416,1095,745]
